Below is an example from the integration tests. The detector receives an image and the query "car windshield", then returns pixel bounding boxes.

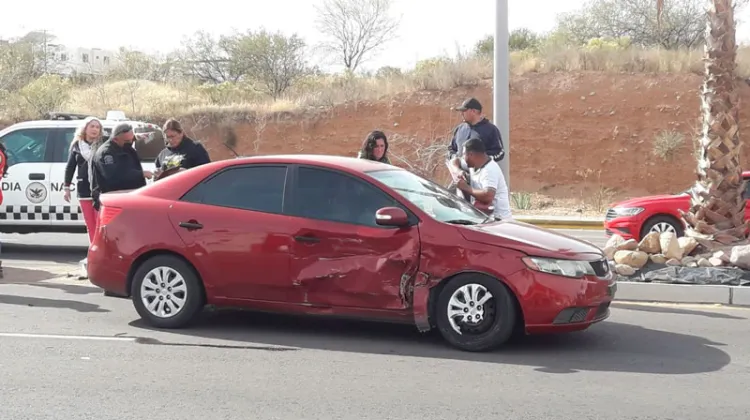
[367,169,489,225]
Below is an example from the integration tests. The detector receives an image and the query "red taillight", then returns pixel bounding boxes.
[98,206,122,225]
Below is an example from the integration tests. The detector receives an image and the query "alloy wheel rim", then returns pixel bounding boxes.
[650,222,676,235]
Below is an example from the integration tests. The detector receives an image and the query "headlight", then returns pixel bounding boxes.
[611,207,644,216]
[522,257,595,278]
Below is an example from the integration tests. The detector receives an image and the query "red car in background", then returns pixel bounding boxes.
[88,155,616,352]
[604,171,750,241]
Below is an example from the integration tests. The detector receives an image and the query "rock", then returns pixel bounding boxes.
[729,245,750,270]
[659,232,683,260]
[638,232,661,254]
[650,254,668,264]
[697,258,712,268]
[615,264,637,276]
[614,250,649,269]
[678,236,699,256]
[666,258,681,266]
[714,250,730,263]
[603,235,625,260]
[709,257,724,267]
[618,239,638,251]
[681,256,697,267]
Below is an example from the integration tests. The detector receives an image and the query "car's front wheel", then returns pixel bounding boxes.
[435,274,517,352]
[131,255,205,329]
[640,215,684,239]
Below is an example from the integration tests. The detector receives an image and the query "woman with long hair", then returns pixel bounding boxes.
[357,130,391,164]
[63,116,103,247]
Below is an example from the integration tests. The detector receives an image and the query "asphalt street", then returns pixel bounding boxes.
[6,231,750,420]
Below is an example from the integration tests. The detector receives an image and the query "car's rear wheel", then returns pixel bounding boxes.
[131,255,205,329]
[435,274,517,352]
[640,215,684,240]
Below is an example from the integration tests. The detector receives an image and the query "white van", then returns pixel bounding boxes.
[0,110,164,234]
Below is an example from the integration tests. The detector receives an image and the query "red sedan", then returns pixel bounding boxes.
[88,155,616,352]
[604,171,750,241]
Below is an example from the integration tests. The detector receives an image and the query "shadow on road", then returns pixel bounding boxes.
[128,309,730,375]
[612,302,746,320]
[0,294,109,313]
[1,267,62,283]
[23,282,102,295]
[2,243,86,264]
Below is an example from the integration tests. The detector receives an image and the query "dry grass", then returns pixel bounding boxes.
[7,44,750,122]
[652,129,686,161]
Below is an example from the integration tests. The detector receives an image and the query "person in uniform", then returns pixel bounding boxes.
[89,123,153,211]
[153,119,210,179]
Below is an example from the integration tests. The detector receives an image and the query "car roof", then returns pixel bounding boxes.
[4,119,158,130]
[220,154,401,173]
[744,170,750,178]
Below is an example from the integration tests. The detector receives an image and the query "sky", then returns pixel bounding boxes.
[3,0,750,72]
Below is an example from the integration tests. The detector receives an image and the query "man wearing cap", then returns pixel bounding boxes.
[89,123,153,211]
[447,97,505,200]
[449,97,504,162]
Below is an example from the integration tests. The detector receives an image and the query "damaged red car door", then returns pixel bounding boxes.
[168,165,299,302]
[287,165,421,310]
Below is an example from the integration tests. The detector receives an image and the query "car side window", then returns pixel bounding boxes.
[0,128,51,167]
[290,166,401,227]
[743,179,750,200]
[182,165,288,214]
[60,128,76,162]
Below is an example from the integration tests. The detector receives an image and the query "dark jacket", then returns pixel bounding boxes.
[64,140,94,198]
[448,118,504,160]
[90,140,146,210]
[154,137,210,171]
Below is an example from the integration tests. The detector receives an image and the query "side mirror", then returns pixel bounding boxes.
[375,207,409,227]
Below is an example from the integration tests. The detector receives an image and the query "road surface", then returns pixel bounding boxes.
[0,273,748,420]
[2,231,750,419]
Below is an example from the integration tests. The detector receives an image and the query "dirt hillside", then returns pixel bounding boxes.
[180,72,750,209]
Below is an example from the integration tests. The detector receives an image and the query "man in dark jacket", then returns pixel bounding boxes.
[154,118,211,177]
[447,98,505,200]
[90,123,152,210]
[448,97,505,162]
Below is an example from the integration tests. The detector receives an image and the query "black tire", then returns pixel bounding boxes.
[435,274,517,352]
[131,255,205,329]
[640,215,684,240]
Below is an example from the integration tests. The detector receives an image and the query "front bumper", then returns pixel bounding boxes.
[510,267,617,334]
[603,213,647,241]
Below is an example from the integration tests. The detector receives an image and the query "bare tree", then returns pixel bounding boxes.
[177,31,237,84]
[315,0,400,72]
[556,0,750,48]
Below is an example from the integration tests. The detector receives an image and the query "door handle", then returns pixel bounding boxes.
[179,220,203,230]
[294,235,320,243]
[29,173,45,180]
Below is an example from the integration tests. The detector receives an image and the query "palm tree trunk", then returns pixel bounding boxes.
[675,0,748,249]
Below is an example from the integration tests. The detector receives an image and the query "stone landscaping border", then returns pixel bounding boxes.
[615,281,750,306]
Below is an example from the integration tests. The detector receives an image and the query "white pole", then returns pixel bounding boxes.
[494,0,510,190]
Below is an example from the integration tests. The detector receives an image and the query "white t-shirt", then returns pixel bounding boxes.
[460,158,512,220]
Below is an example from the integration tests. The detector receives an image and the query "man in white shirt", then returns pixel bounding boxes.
[450,138,512,220]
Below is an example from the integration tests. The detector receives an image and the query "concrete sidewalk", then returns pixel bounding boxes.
[615,281,750,306]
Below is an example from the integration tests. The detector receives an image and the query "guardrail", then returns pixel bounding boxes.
[514,215,605,230]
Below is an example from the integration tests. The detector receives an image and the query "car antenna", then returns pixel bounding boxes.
[221,125,240,158]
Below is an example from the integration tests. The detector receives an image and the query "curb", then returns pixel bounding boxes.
[614,282,750,306]
[514,216,604,230]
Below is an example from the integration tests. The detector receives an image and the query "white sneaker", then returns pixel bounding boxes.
[78,258,88,279]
